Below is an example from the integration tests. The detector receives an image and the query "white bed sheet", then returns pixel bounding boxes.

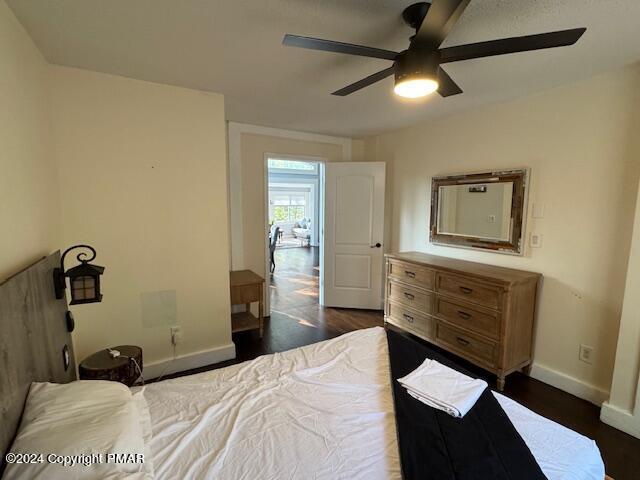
[137,327,604,480]
[493,393,604,480]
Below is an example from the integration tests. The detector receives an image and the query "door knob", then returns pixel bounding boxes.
[370,242,382,248]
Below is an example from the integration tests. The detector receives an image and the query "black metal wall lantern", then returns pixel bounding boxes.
[53,245,105,304]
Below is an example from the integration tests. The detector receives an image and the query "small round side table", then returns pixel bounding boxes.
[79,345,143,387]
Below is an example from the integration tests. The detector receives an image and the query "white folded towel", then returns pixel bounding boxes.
[397,358,487,418]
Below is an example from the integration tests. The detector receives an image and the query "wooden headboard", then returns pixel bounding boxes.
[0,252,77,461]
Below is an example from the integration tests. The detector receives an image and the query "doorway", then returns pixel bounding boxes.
[265,156,324,318]
[263,159,387,321]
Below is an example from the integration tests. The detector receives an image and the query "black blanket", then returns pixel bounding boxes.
[386,329,546,480]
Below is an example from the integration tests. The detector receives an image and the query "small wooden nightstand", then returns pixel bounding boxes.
[230,270,264,337]
[79,345,143,387]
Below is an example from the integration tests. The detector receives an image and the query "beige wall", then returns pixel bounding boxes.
[231,131,348,279]
[0,1,59,281]
[50,66,232,367]
[367,64,640,399]
[601,124,640,437]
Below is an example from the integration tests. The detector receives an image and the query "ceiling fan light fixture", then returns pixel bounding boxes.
[393,48,440,99]
[394,77,439,98]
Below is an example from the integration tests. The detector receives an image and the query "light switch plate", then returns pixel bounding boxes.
[530,233,542,248]
[532,203,545,219]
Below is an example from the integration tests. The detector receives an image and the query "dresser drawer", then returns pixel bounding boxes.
[435,298,500,340]
[387,301,434,340]
[388,280,433,314]
[388,260,434,290]
[436,273,501,309]
[435,322,497,367]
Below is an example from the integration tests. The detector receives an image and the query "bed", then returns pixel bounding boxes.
[1,254,605,479]
[136,327,604,480]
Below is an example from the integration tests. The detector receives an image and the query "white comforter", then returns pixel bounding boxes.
[137,327,604,480]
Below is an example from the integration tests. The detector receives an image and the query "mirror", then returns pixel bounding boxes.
[438,183,514,241]
[430,170,528,254]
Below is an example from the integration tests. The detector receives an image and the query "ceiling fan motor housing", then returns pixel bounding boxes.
[394,48,439,84]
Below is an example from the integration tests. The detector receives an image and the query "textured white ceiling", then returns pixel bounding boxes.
[7,0,640,136]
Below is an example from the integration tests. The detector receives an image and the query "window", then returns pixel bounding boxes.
[268,158,318,175]
[269,192,308,223]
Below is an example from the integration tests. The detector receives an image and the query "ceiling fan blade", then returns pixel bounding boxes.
[439,28,586,63]
[283,34,398,61]
[332,66,395,96]
[415,0,471,47]
[437,67,462,97]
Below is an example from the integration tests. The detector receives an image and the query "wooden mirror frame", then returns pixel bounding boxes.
[429,169,529,255]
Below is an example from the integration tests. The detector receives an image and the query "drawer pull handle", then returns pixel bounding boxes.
[456,337,470,346]
[405,271,416,279]
[457,311,472,320]
[403,314,414,323]
[404,292,415,300]
[459,286,473,294]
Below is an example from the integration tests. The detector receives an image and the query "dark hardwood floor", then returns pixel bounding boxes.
[166,247,640,480]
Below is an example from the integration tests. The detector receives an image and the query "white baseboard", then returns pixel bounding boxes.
[600,401,640,438]
[143,343,236,381]
[529,363,609,406]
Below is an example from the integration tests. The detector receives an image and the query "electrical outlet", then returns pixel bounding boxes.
[170,326,183,346]
[579,344,594,364]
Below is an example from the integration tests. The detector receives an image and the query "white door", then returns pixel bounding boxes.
[322,162,385,309]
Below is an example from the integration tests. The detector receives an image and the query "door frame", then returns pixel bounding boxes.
[263,153,327,317]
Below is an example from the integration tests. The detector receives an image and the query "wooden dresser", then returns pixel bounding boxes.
[384,252,541,390]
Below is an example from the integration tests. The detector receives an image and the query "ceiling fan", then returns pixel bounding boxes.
[282,0,586,99]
